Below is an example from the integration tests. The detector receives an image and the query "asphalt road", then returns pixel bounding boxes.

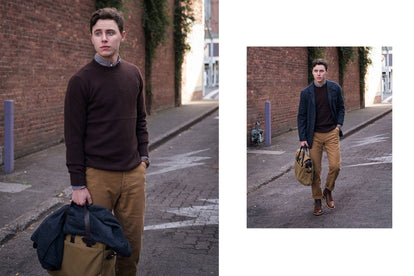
[247,112,392,228]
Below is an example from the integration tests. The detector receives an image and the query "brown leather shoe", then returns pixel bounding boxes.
[323,188,335,210]
[313,199,323,216]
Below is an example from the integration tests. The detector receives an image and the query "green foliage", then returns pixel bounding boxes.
[94,0,195,111]
[358,47,372,107]
[142,0,170,113]
[337,47,355,87]
[307,47,326,84]
[95,0,123,10]
[173,0,195,106]
[143,0,170,63]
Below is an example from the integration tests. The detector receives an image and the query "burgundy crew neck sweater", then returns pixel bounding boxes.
[314,82,336,133]
[64,59,149,187]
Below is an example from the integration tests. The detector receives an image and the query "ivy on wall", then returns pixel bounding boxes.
[95,0,123,10]
[358,47,372,108]
[337,47,355,88]
[307,47,325,84]
[142,0,170,114]
[173,0,195,106]
[94,0,196,112]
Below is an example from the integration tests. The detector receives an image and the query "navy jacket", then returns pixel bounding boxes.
[31,203,131,271]
[297,80,345,149]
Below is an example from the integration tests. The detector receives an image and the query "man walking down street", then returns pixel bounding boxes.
[64,8,150,275]
[297,59,345,216]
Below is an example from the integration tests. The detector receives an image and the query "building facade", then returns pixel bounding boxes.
[204,0,219,93]
[0,0,200,159]
[247,47,363,146]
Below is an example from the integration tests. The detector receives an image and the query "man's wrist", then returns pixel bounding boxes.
[72,185,86,190]
[141,157,150,168]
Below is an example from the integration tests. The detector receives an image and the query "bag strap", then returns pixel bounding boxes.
[297,146,308,166]
[82,204,96,247]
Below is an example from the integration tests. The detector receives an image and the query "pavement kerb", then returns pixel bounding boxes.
[0,104,219,245]
[341,107,392,139]
[149,105,219,151]
[0,197,64,245]
[247,106,393,194]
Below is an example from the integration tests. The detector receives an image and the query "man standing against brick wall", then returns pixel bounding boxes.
[297,59,345,216]
[64,8,149,275]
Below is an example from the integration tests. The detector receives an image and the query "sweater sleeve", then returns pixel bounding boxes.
[64,75,88,187]
[135,69,149,157]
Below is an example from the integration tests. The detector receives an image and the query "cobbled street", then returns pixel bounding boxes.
[138,111,219,275]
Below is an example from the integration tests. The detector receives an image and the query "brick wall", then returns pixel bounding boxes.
[0,0,176,159]
[150,0,176,111]
[247,47,308,144]
[0,0,95,159]
[247,47,362,146]
[325,47,361,111]
[342,49,361,111]
[324,47,340,83]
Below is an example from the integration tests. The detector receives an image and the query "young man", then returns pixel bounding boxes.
[64,8,149,275]
[297,59,345,216]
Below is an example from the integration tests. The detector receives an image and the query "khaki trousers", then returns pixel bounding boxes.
[86,163,146,276]
[309,128,341,199]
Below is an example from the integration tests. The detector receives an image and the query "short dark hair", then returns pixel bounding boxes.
[90,8,124,34]
[312,58,328,71]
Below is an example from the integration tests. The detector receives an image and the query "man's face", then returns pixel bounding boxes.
[312,64,327,85]
[91,19,126,63]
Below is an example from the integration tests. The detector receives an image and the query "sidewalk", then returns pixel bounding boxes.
[0,99,218,244]
[247,103,392,194]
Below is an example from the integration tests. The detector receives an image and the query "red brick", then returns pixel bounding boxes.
[247,47,362,145]
[0,0,176,158]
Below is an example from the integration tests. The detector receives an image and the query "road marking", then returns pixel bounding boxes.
[350,134,389,147]
[147,148,211,176]
[247,149,285,155]
[0,182,31,193]
[344,154,392,168]
[144,199,218,230]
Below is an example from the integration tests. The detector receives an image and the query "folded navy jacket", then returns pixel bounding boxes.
[31,203,131,271]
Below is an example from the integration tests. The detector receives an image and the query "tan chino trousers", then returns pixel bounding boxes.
[86,163,146,276]
[309,128,341,199]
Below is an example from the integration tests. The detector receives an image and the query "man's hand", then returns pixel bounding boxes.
[72,188,92,206]
[300,141,309,148]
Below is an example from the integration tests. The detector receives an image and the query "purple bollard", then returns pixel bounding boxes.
[4,100,14,174]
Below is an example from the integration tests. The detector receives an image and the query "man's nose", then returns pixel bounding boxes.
[102,33,108,41]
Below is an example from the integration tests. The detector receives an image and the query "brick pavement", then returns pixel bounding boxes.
[137,111,218,275]
[0,100,218,245]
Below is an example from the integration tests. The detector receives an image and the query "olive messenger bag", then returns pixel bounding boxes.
[294,146,314,186]
[47,204,116,276]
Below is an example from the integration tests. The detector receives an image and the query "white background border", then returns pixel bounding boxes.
[219,0,412,275]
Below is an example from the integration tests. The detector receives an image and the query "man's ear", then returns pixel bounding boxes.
[121,31,126,42]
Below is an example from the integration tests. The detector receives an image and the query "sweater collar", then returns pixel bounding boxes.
[94,53,121,67]
[313,79,327,87]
